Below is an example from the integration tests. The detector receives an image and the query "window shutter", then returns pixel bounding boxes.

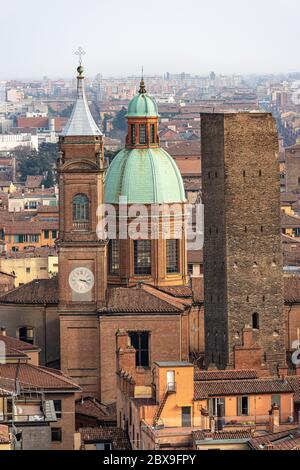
[237,397,242,416]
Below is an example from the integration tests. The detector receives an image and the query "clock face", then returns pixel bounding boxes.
[68,267,94,294]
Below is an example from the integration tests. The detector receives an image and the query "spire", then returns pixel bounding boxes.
[61,50,102,137]
[139,66,146,94]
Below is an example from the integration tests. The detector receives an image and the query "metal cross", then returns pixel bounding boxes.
[75,47,86,65]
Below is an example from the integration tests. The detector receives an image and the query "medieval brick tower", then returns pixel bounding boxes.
[201,112,286,374]
[57,65,107,394]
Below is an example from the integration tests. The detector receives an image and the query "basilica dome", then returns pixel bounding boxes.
[105,147,185,204]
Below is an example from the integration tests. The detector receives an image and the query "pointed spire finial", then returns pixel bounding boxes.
[139,65,146,94]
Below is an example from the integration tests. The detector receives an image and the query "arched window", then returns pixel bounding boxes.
[72,194,89,227]
[252,312,259,330]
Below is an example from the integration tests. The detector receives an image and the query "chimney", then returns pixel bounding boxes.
[191,271,203,304]
[0,327,6,336]
[269,404,280,432]
[201,407,210,430]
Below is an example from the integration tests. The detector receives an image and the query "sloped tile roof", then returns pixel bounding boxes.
[75,397,116,422]
[99,284,188,314]
[284,276,300,303]
[0,278,58,304]
[79,427,131,450]
[194,378,293,400]
[249,428,300,450]
[286,376,300,402]
[0,335,40,352]
[194,369,258,381]
[193,429,252,443]
[0,363,80,392]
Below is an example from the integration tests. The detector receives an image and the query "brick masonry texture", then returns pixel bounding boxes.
[201,113,286,372]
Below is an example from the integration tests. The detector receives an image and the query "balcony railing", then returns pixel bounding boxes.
[73,221,89,231]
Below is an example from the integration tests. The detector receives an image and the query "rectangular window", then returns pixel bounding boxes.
[150,124,155,143]
[181,407,191,427]
[44,230,49,239]
[26,267,30,273]
[109,239,120,275]
[139,124,146,144]
[52,230,57,239]
[272,394,281,408]
[51,427,62,442]
[237,396,249,416]
[18,327,34,345]
[28,234,39,243]
[129,331,149,367]
[29,201,37,209]
[209,398,225,417]
[166,239,179,273]
[134,240,151,275]
[53,400,62,418]
[131,124,136,145]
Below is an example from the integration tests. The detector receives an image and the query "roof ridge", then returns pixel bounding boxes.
[140,284,186,311]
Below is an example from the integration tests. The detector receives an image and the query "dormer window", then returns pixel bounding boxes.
[139,124,146,144]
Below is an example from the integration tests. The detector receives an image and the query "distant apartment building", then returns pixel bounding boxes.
[8,190,58,212]
[6,89,24,103]
[0,133,38,152]
[0,255,58,286]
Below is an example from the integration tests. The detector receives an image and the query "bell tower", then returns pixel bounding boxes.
[57,62,107,396]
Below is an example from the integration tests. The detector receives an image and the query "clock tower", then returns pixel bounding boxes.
[57,63,107,395]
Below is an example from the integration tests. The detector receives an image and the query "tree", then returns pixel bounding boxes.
[112,107,127,132]
[15,142,58,185]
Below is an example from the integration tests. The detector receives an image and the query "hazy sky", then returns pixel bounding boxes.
[1,0,299,79]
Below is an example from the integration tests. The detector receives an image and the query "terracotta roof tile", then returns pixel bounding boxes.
[194,378,293,400]
[99,284,187,314]
[249,428,300,450]
[193,429,252,442]
[0,278,58,304]
[0,363,80,392]
[157,285,192,298]
[284,276,300,303]
[194,369,258,381]
[25,175,44,188]
[75,397,116,422]
[0,335,40,352]
[286,376,300,402]
[79,427,131,450]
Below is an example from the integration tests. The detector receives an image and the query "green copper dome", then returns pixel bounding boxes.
[105,147,186,204]
[127,92,158,117]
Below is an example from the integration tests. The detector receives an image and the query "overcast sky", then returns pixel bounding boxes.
[1,0,299,79]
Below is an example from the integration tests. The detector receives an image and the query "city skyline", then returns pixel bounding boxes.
[1,0,300,79]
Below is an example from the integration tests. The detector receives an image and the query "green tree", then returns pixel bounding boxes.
[15,142,58,185]
[112,107,127,132]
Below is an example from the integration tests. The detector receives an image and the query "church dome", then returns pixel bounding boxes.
[127,79,158,117]
[105,147,186,204]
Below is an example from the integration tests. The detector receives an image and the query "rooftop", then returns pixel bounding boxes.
[79,427,131,450]
[61,67,102,137]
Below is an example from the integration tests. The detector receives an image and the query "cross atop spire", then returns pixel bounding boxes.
[75,47,86,66]
[139,66,146,94]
